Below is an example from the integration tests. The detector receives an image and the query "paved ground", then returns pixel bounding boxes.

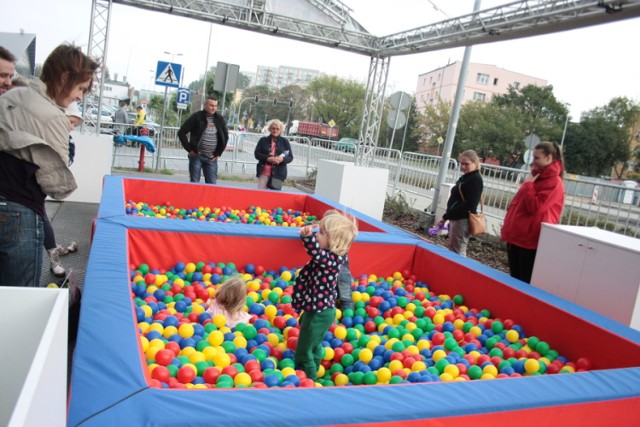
[43,169,306,289]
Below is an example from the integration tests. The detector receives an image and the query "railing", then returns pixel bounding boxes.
[110,128,640,238]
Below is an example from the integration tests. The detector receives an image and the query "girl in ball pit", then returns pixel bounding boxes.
[292,210,358,382]
[205,276,252,328]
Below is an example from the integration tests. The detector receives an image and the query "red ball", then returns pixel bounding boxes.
[300,378,316,387]
[286,337,298,350]
[203,367,221,384]
[248,369,264,383]
[392,369,407,379]
[431,332,445,346]
[149,379,163,388]
[333,347,345,362]
[155,349,174,366]
[177,366,196,383]
[364,321,377,333]
[341,342,354,354]
[576,357,592,371]
[165,341,181,357]
[287,327,300,338]
[221,365,239,378]
[151,365,170,383]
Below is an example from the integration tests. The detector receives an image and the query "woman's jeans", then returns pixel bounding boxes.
[189,154,218,184]
[0,199,44,287]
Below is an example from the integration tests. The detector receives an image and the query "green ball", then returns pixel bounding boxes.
[243,325,258,340]
[341,353,355,367]
[221,341,236,354]
[138,264,150,275]
[468,365,483,380]
[342,309,354,318]
[489,347,504,358]
[389,375,404,384]
[195,361,210,376]
[491,321,504,334]
[527,336,540,350]
[453,294,464,305]
[435,358,450,374]
[535,341,550,356]
[444,338,458,351]
[196,341,211,351]
[349,371,364,385]
[166,364,178,377]
[363,371,378,385]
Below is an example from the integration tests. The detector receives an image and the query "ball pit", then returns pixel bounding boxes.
[131,259,592,390]
[125,201,318,227]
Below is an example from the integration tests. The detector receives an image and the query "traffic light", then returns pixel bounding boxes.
[272,98,277,106]
[254,95,259,103]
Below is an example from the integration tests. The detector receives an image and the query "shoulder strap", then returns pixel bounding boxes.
[458,184,484,213]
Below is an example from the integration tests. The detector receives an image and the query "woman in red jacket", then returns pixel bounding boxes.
[501,141,565,283]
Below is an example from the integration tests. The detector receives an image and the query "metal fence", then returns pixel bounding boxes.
[110,128,640,238]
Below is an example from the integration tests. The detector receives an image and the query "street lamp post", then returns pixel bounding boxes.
[560,102,571,151]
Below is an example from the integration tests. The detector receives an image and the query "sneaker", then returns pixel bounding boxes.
[56,245,69,256]
[66,241,78,253]
[48,248,66,277]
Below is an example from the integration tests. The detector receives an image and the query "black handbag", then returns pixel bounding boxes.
[267,176,284,190]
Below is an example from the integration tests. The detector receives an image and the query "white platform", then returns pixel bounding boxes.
[0,288,68,427]
[64,131,113,203]
[532,224,640,330]
[315,160,389,220]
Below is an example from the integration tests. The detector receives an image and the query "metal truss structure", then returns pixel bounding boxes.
[88,0,640,161]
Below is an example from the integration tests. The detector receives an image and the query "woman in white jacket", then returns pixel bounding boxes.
[0,43,98,287]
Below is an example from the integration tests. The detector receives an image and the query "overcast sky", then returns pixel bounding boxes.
[2,0,639,119]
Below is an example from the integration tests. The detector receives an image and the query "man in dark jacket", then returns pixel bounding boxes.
[177,96,229,184]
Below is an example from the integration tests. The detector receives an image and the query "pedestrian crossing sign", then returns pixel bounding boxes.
[155,61,182,88]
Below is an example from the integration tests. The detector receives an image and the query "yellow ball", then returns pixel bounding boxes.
[180,347,196,358]
[323,347,335,361]
[412,361,427,372]
[444,364,460,378]
[141,305,153,318]
[333,326,347,340]
[208,330,224,346]
[213,352,231,368]
[439,372,454,382]
[506,329,520,343]
[432,349,447,362]
[525,358,540,374]
[388,359,403,372]
[334,373,349,386]
[280,270,293,281]
[432,313,445,324]
[163,325,178,339]
[376,367,392,384]
[178,323,195,338]
[233,336,248,349]
[359,348,373,363]
[202,346,217,362]
[213,314,227,328]
[234,372,252,387]
[483,364,498,377]
[140,336,150,352]
[185,263,196,273]
[189,351,206,364]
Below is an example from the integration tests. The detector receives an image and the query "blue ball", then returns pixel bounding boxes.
[135,307,145,322]
[261,359,276,371]
[174,301,187,313]
[146,330,162,340]
[244,264,255,275]
[179,338,196,349]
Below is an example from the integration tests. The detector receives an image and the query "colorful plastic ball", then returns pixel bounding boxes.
[525,359,540,375]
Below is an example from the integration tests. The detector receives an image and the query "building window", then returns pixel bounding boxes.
[476,73,489,85]
[473,92,486,101]
[493,78,499,85]
[513,81,521,89]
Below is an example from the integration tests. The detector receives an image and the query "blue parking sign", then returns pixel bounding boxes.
[177,87,190,110]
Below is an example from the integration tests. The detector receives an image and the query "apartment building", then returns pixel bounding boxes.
[415,61,547,111]
[254,65,320,89]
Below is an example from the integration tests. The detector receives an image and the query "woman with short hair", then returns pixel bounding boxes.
[254,119,294,191]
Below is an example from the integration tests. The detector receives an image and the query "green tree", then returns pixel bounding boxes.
[415,99,451,155]
[588,97,640,179]
[457,101,524,166]
[564,100,633,176]
[492,84,567,142]
[306,75,366,138]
